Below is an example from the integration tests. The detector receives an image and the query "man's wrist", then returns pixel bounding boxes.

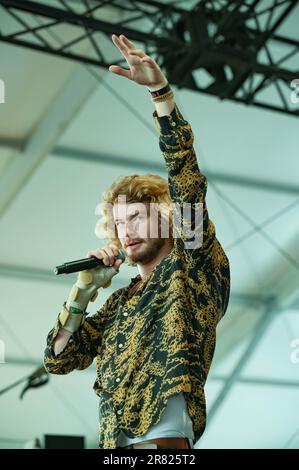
[67,279,98,313]
[148,81,174,109]
[147,79,168,92]
[59,302,85,333]
[66,302,84,314]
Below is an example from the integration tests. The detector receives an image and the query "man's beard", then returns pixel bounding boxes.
[127,237,166,264]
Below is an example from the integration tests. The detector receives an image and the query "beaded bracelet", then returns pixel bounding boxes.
[149,84,174,103]
[152,89,174,103]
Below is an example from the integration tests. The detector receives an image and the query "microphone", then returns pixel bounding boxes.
[54,249,126,275]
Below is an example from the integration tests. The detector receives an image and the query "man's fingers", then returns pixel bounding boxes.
[114,259,123,269]
[104,247,116,265]
[141,56,155,65]
[128,55,143,66]
[87,248,111,266]
[111,34,129,57]
[120,34,137,50]
[109,245,119,256]
[109,65,131,79]
[128,49,146,58]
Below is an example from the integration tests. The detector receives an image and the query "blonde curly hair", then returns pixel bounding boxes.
[96,174,173,266]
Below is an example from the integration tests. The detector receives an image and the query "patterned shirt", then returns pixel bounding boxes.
[44,104,230,449]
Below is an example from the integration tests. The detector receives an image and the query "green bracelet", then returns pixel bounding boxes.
[63,301,85,315]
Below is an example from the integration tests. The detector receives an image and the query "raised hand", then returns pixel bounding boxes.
[109,34,167,89]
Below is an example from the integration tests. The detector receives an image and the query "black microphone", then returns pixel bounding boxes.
[54,249,126,275]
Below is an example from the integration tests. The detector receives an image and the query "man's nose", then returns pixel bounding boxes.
[124,220,138,237]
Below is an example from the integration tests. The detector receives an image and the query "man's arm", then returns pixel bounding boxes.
[152,96,215,257]
[45,243,124,372]
[44,304,108,374]
[151,92,230,318]
[147,79,175,117]
[53,328,72,356]
[109,34,215,258]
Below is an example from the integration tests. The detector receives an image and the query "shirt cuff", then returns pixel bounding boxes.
[153,104,187,133]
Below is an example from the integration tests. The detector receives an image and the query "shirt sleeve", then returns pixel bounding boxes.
[153,104,215,262]
[43,296,112,375]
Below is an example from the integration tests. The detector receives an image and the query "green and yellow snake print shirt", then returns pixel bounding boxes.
[44,104,230,449]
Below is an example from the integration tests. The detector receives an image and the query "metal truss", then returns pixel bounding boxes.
[0,0,298,117]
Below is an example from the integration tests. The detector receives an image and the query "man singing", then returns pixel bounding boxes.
[44,34,230,450]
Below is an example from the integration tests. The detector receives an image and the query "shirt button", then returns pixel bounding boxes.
[171,121,176,127]
[118,343,123,349]
[123,312,128,317]
[116,377,120,383]
[117,410,122,415]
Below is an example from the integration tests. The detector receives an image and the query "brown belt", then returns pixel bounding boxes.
[120,437,192,449]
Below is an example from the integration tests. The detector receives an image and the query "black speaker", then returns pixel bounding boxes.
[44,434,85,449]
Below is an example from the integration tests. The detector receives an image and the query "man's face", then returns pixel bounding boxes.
[113,201,168,264]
